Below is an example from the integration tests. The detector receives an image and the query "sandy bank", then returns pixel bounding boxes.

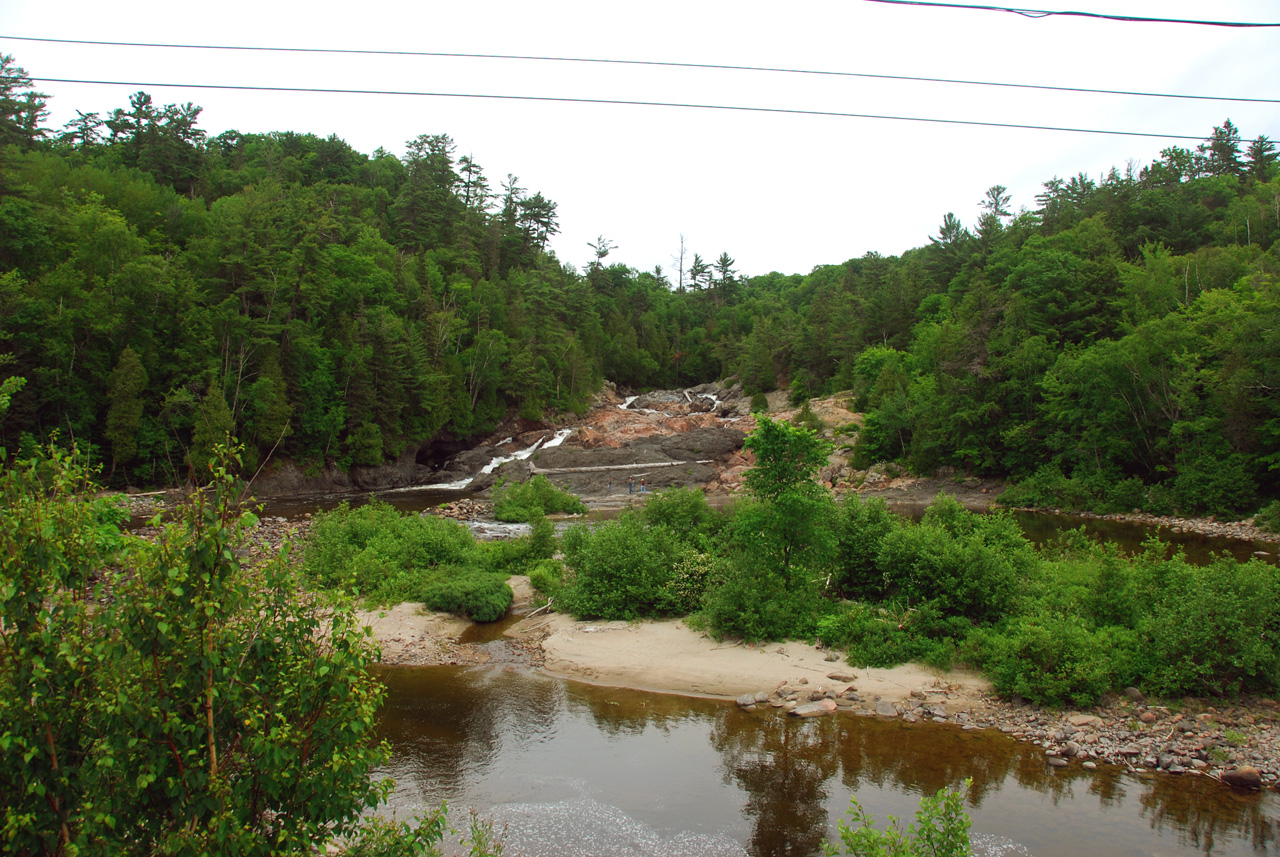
[507,613,993,710]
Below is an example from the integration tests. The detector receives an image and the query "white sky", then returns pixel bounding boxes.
[2,1,1279,278]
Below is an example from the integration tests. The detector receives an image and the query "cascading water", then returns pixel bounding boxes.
[437,428,574,491]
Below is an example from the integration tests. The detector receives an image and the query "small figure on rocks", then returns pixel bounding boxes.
[640,479,647,494]
[628,477,634,494]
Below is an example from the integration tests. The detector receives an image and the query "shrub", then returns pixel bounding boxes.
[1133,555,1280,697]
[750,392,769,413]
[493,475,588,522]
[975,616,1137,707]
[817,601,969,670]
[420,572,513,622]
[659,551,723,614]
[826,780,971,857]
[1258,500,1280,534]
[793,400,825,433]
[817,602,928,668]
[833,494,898,598]
[304,501,479,602]
[642,486,722,547]
[0,445,390,855]
[875,503,1028,624]
[703,556,832,642]
[528,559,565,600]
[559,513,682,619]
[1171,453,1258,518]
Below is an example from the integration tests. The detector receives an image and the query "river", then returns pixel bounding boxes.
[374,665,1280,857]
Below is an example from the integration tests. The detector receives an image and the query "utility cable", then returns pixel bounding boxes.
[861,0,1280,27]
[29,76,1209,141]
[2,34,1276,105]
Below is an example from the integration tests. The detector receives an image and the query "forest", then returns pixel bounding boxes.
[1,53,1279,517]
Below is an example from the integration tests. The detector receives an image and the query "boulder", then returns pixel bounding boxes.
[790,700,838,718]
[1222,766,1263,790]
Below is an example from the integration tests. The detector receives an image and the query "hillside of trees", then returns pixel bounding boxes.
[1,55,1278,516]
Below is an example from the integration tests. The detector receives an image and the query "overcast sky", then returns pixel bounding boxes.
[2,1,1279,278]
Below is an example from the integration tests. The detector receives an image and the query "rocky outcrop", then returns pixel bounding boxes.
[437,382,755,498]
[249,452,437,497]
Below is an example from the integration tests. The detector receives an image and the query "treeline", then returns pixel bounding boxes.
[2,54,1279,515]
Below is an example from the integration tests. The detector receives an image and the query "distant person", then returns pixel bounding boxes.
[628,477,634,494]
[640,479,647,494]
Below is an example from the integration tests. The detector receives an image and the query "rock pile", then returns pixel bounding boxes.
[429,499,493,520]
[736,673,864,716]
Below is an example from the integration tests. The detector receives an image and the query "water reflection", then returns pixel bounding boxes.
[374,666,1280,857]
[712,711,839,857]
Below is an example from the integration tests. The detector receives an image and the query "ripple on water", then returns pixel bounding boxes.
[494,795,748,857]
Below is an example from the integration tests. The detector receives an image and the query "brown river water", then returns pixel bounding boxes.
[374,665,1280,857]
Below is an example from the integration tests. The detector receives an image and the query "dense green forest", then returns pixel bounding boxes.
[1,55,1278,515]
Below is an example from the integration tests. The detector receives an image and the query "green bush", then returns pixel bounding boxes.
[493,475,588,522]
[528,559,565,600]
[875,498,1030,623]
[826,780,971,857]
[793,401,825,433]
[1258,499,1280,534]
[833,494,898,598]
[973,616,1137,707]
[559,513,683,619]
[1171,453,1258,518]
[1133,555,1280,697]
[817,602,929,667]
[660,551,724,615]
[703,556,832,642]
[817,601,969,670]
[641,486,722,547]
[304,501,479,602]
[750,392,769,413]
[420,572,513,622]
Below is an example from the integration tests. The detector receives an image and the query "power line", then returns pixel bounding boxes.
[861,0,1280,27]
[2,34,1276,106]
[31,76,1209,142]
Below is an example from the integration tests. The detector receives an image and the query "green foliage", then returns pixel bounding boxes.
[703,558,832,642]
[1133,554,1280,697]
[105,346,147,467]
[750,392,769,413]
[420,572,513,622]
[493,475,587,522]
[1258,500,1280,533]
[641,485,723,548]
[528,559,565,600]
[823,780,972,857]
[303,500,539,620]
[304,500,479,602]
[834,494,899,598]
[793,400,826,433]
[341,807,448,857]
[0,444,390,855]
[817,601,967,671]
[558,513,688,619]
[743,415,833,500]
[876,495,1031,622]
[972,617,1137,707]
[339,805,505,857]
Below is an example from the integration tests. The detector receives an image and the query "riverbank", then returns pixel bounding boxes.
[143,486,1280,792]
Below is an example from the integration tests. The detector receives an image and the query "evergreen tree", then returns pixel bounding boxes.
[105,347,148,473]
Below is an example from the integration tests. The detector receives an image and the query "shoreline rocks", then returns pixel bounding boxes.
[733,675,1280,790]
